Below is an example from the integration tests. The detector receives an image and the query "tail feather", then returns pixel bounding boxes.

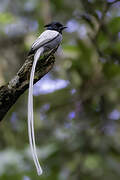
[28,47,44,175]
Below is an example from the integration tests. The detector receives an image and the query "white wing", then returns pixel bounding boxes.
[32,30,59,51]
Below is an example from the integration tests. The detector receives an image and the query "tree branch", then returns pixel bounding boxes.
[0,48,57,121]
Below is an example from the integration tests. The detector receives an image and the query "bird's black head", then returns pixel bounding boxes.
[44,21,67,34]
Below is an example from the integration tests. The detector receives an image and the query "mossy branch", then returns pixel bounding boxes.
[0,48,57,121]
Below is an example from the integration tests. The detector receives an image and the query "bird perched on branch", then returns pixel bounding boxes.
[28,21,67,176]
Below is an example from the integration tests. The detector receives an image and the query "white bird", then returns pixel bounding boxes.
[28,22,67,175]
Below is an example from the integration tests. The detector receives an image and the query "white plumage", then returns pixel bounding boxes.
[28,28,63,176]
[31,30,61,51]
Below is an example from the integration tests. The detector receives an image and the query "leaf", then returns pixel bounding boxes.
[103,63,120,79]
[0,13,15,24]
[108,17,120,34]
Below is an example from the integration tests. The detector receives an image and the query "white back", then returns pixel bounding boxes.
[32,30,59,50]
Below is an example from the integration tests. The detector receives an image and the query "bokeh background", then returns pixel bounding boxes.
[1,0,120,179]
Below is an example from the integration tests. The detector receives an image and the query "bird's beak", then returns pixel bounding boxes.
[61,26,67,30]
[63,26,67,29]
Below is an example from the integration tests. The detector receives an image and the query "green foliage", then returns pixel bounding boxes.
[0,13,15,24]
[1,0,120,179]
[108,17,120,34]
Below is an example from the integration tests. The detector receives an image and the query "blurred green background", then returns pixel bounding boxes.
[1,0,120,179]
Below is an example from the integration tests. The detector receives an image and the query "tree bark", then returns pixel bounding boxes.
[0,49,57,121]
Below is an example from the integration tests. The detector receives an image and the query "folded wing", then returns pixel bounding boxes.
[32,30,59,51]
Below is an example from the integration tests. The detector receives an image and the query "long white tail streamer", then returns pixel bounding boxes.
[28,47,44,175]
